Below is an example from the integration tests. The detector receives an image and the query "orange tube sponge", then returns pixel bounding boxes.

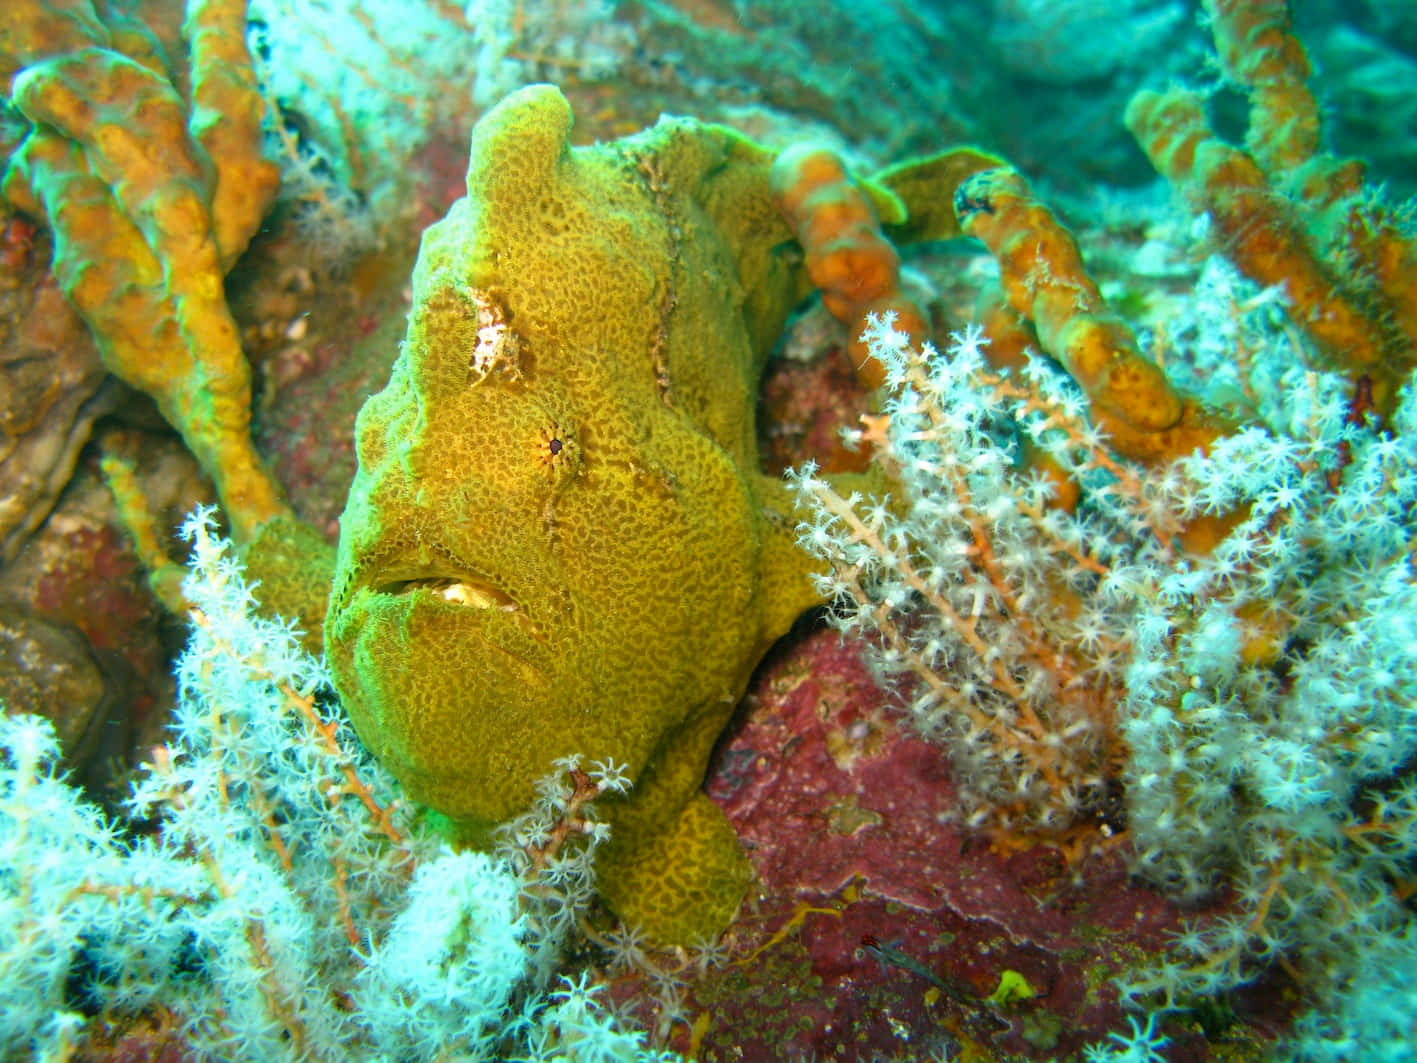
[1127,90,1391,380]
[0,0,107,85]
[1203,0,1415,336]
[186,0,279,270]
[771,144,929,390]
[2,0,284,542]
[1127,93,1416,411]
[1126,0,1417,414]
[954,166,1227,467]
[1205,0,1319,175]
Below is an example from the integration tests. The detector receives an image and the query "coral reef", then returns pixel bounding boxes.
[792,299,1417,1054]
[3,0,1416,1058]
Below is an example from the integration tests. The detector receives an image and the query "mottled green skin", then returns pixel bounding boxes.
[323,85,824,944]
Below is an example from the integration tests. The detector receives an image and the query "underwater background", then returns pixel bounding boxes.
[2,1,1417,1060]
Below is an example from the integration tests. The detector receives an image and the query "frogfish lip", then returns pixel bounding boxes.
[338,559,551,665]
[371,571,520,612]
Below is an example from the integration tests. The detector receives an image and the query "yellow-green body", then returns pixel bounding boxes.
[324,85,824,943]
